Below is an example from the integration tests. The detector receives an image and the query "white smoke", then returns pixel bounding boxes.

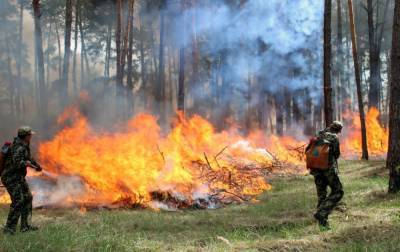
[171,0,324,95]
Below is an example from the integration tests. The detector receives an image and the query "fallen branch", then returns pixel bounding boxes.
[157,145,166,164]
[222,190,247,202]
[204,152,213,170]
[215,146,228,159]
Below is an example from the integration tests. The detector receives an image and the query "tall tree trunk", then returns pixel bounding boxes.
[275,91,284,136]
[178,47,185,113]
[80,19,85,88]
[367,0,381,110]
[337,0,345,120]
[284,88,292,129]
[115,0,123,95]
[387,0,400,193]
[115,0,125,118]
[61,0,73,107]
[348,0,369,160]
[304,88,314,136]
[46,23,52,89]
[191,0,200,111]
[385,50,391,128]
[104,24,112,79]
[138,11,147,108]
[78,9,90,85]
[72,0,79,95]
[121,0,133,88]
[5,39,15,117]
[55,20,62,80]
[377,0,391,118]
[344,5,353,112]
[32,0,47,128]
[178,1,186,113]
[15,2,24,117]
[126,0,135,115]
[324,0,334,127]
[156,1,166,123]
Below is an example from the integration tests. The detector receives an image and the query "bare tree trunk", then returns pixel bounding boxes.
[138,11,147,107]
[385,50,391,127]
[115,0,123,94]
[304,89,314,135]
[72,0,79,95]
[5,39,15,117]
[344,5,353,112]
[78,9,90,85]
[32,0,47,128]
[156,1,166,123]
[46,23,52,89]
[15,2,24,117]
[121,0,133,87]
[337,0,344,120]
[55,20,62,80]
[104,24,112,79]
[388,0,400,193]
[126,0,135,115]
[60,0,73,108]
[284,88,292,129]
[275,91,284,136]
[377,0,391,118]
[190,0,200,110]
[324,0,334,127]
[178,1,186,113]
[348,0,369,160]
[114,0,125,118]
[80,19,85,88]
[367,0,381,110]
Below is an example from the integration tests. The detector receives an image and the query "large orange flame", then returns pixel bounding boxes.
[342,107,388,158]
[29,108,306,208]
[0,107,388,208]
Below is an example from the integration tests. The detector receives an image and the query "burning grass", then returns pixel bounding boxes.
[1,160,399,251]
[0,107,390,209]
[1,107,306,209]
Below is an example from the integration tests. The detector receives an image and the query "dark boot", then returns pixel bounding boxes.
[314,212,330,231]
[5,208,20,235]
[20,196,35,233]
[20,225,39,233]
[3,227,16,235]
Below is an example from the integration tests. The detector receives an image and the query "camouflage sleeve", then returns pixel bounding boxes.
[331,137,340,159]
[12,146,28,170]
[30,156,41,169]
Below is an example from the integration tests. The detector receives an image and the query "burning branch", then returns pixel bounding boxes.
[215,146,228,159]
[203,152,213,170]
[157,144,166,164]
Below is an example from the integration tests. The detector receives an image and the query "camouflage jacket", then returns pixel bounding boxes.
[316,129,341,170]
[1,137,40,184]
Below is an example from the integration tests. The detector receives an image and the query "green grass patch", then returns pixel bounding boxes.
[0,160,399,251]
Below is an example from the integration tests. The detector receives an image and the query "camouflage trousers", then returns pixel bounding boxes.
[311,168,344,220]
[2,179,33,231]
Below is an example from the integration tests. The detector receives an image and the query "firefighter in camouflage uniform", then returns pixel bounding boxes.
[1,126,42,235]
[307,121,344,230]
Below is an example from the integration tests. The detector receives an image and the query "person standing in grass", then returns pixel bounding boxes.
[1,126,43,235]
[306,121,344,230]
